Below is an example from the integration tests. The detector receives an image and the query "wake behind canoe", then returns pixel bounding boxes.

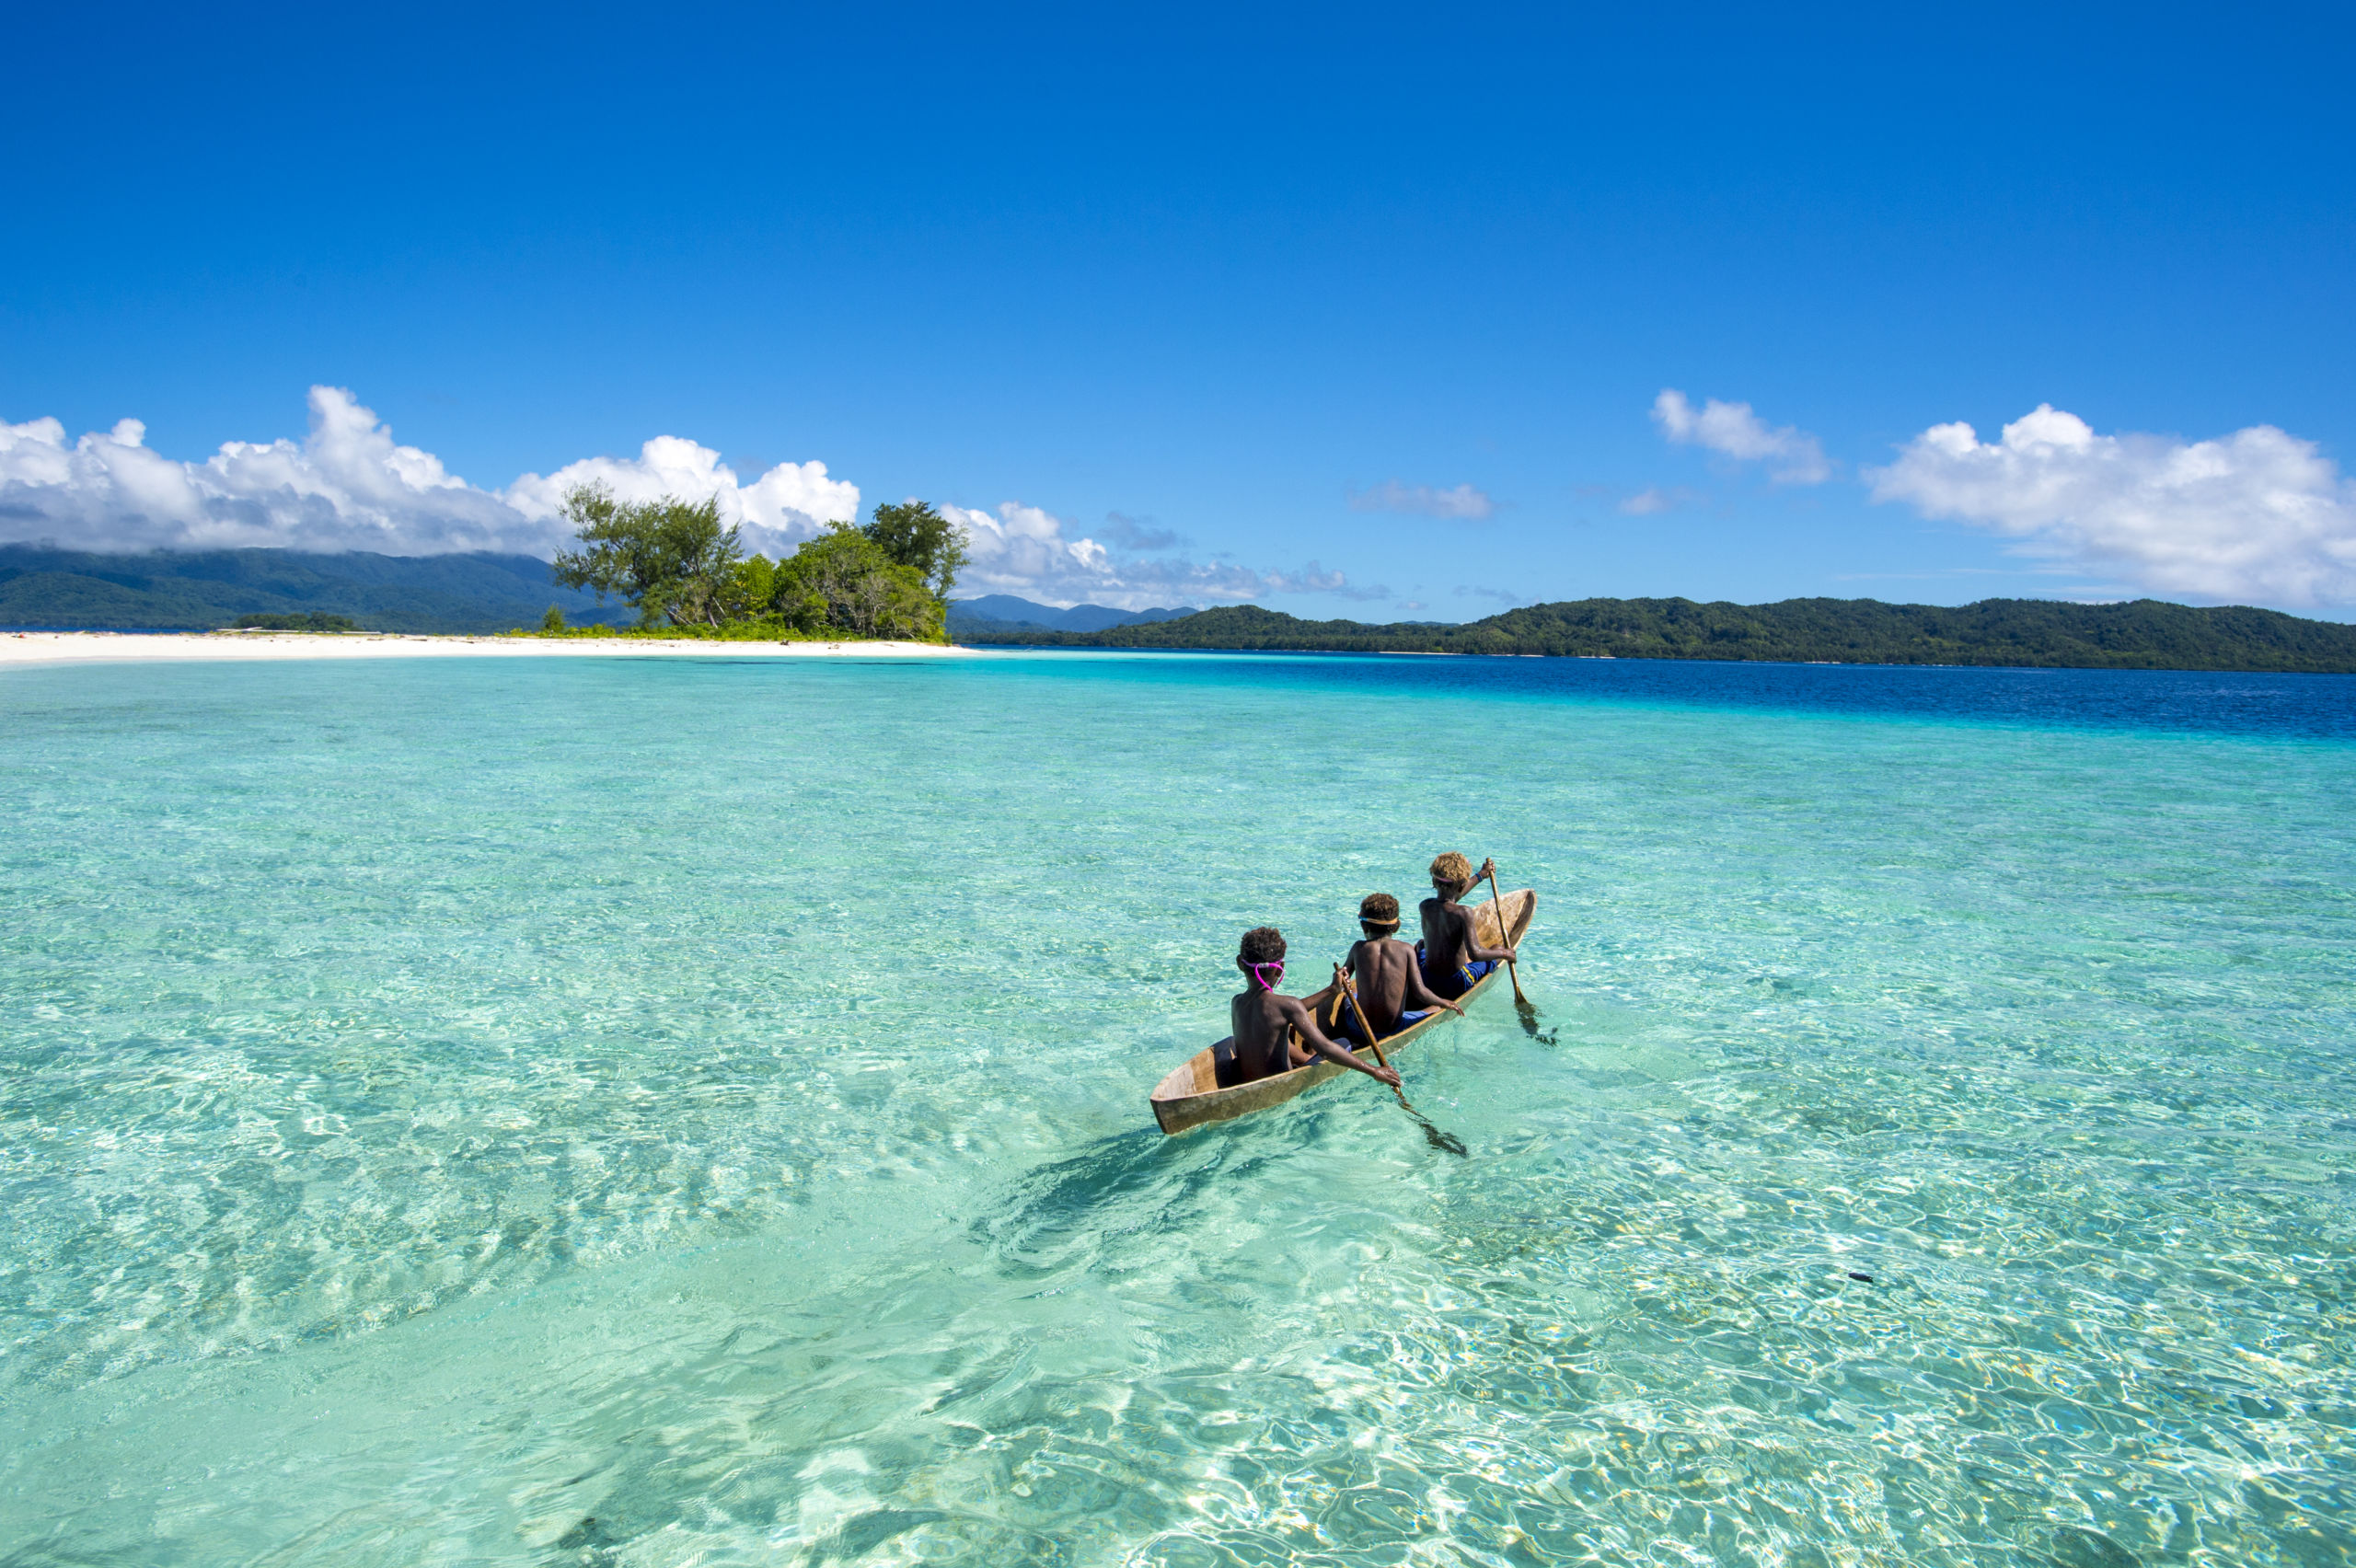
[1149,887,1535,1136]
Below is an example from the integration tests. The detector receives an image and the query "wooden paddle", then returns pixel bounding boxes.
[1334,963,1467,1157]
[1481,857,1530,1007]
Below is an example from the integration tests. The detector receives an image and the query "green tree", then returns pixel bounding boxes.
[775,525,946,640]
[862,501,968,600]
[722,554,777,622]
[549,484,744,627]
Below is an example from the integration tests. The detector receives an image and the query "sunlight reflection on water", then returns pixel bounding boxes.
[1,652,2350,1565]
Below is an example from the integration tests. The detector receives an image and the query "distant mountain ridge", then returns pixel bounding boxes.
[955,597,2356,674]
[10,553,2350,674]
[0,545,630,633]
[946,594,1196,635]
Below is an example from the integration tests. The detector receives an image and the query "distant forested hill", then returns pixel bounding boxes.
[959,597,2356,674]
[945,594,1196,634]
[0,546,631,633]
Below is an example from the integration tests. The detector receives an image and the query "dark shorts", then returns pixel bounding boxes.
[1419,951,1495,1000]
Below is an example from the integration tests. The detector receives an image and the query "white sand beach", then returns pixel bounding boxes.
[0,631,976,668]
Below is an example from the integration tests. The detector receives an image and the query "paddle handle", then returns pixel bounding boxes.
[1484,860,1529,1005]
[1334,964,1412,1107]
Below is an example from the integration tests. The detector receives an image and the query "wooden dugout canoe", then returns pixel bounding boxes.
[1149,888,1535,1136]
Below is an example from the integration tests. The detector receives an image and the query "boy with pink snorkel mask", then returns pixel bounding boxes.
[1220,926,1403,1089]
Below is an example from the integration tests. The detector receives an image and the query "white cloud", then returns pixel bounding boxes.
[1349,479,1496,520]
[506,439,856,560]
[942,501,1377,609]
[0,388,525,555]
[0,386,859,559]
[1652,389,1831,484]
[1869,405,2356,607]
[1618,485,1703,515]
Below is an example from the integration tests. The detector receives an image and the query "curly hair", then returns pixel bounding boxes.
[1429,850,1473,889]
[1238,926,1288,964]
[1357,892,1401,927]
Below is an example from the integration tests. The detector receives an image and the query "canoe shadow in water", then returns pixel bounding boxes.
[976,1113,1342,1281]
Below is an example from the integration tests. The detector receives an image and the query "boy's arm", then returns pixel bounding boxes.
[1456,906,1517,964]
[1278,996,1401,1086]
[1464,862,1519,962]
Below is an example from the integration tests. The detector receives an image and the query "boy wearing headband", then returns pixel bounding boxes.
[1337,893,1465,1045]
[1224,926,1402,1088]
[1419,852,1518,1001]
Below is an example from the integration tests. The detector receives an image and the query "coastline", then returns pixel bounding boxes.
[0,631,976,668]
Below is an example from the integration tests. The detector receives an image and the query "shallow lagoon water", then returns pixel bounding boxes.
[2,651,2351,1566]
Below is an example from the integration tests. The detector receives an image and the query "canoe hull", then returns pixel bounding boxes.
[1149,888,1534,1136]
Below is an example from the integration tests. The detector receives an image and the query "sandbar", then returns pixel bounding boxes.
[0,631,976,668]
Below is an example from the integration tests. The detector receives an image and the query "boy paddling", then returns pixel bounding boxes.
[1338,893,1464,1044]
[1419,852,1519,1001]
[1225,926,1402,1089]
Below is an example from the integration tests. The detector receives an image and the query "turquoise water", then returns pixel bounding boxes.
[2,651,2351,1567]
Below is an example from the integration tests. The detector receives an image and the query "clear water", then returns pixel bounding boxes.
[2,651,2351,1567]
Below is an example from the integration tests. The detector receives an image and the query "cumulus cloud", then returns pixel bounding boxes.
[1349,479,1497,520]
[1869,405,2356,607]
[1652,389,1831,484]
[942,501,1376,609]
[0,388,528,555]
[0,386,859,559]
[506,440,855,559]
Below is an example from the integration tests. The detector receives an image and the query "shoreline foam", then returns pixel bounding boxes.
[0,630,975,668]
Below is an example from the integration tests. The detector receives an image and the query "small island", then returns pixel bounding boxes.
[526,487,964,643]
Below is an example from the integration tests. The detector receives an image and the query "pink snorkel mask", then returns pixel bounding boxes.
[1249,960,1285,991]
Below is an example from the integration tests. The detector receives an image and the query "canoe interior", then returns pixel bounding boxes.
[1149,887,1534,1136]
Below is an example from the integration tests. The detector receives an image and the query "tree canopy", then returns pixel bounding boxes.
[549,486,745,627]
[862,501,968,600]
[545,485,953,641]
[772,526,943,640]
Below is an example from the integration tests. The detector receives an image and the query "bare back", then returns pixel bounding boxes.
[1345,938,1423,1039]
[1419,894,1475,979]
[1229,988,1305,1081]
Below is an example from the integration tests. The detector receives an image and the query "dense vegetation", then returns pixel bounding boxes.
[960,597,2356,674]
[546,488,961,640]
[0,545,629,633]
[233,611,359,632]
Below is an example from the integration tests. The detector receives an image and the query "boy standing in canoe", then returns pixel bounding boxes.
[1337,893,1464,1044]
[1226,926,1402,1089]
[1419,852,1518,1001]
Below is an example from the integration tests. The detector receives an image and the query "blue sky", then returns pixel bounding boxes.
[4,2,2352,616]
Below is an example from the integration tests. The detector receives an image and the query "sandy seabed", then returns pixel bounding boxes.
[0,631,976,668]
